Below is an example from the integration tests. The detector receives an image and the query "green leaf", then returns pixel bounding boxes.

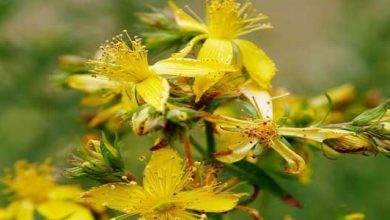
[225,160,302,208]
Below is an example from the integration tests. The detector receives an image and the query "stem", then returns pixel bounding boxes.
[208,214,223,220]
[205,121,216,159]
[239,185,260,206]
[236,205,263,220]
[189,135,207,157]
[183,134,194,167]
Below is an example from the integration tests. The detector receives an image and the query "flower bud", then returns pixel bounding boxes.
[131,105,165,135]
[352,100,390,126]
[65,134,125,182]
[369,122,390,135]
[324,134,373,153]
[166,108,197,125]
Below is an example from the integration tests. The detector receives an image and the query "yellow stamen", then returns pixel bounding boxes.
[88,30,152,83]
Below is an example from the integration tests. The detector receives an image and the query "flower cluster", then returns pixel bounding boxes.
[50,0,390,219]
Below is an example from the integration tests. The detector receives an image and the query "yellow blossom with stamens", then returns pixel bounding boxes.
[202,85,354,174]
[68,31,236,114]
[0,160,94,220]
[169,0,275,101]
[81,148,243,219]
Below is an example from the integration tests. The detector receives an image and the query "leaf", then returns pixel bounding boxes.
[225,160,302,208]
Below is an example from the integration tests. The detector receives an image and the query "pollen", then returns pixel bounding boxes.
[243,121,278,142]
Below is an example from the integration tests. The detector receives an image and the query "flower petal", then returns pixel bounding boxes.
[198,38,234,63]
[143,148,189,198]
[272,138,306,174]
[193,72,225,102]
[89,104,123,127]
[67,74,118,93]
[81,93,117,107]
[141,209,197,220]
[215,131,258,164]
[234,39,276,89]
[278,127,354,142]
[152,58,235,77]
[241,81,273,120]
[136,76,169,112]
[168,1,207,33]
[171,34,208,58]
[177,190,242,213]
[193,38,234,101]
[14,200,34,220]
[37,201,94,220]
[48,185,83,200]
[81,183,147,214]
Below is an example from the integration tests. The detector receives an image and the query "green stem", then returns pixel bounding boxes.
[208,214,223,220]
[205,121,216,159]
[189,135,207,157]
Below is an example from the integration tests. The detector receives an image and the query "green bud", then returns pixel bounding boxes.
[65,135,126,182]
[352,100,390,126]
[369,122,390,136]
[166,108,197,125]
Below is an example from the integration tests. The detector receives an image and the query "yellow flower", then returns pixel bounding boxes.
[0,160,94,220]
[81,148,243,219]
[203,84,353,174]
[169,0,275,101]
[70,31,234,112]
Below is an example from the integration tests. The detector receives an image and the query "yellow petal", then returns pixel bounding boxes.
[198,38,234,63]
[0,202,19,219]
[193,38,234,101]
[272,139,305,174]
[67,74,118,93]
[121,85,138,110]
[81,92,117,107]
[136,76,169,112]
[168,1,207,33]
[216,133,258,164]
[177,190,241,213]
[241,81,273,120]
[234,39,276,89]
[193,72,225,102]
[15,200,34,220]
[171,34,208,58]
[81,183,147,214]
[37,201,94,220]
[89,104,123,127]
[141,209,197,220]
[143,148,189,198]
[278,127,354,142]
[152,58,235,77]
[214,122,258,163]
[48,185,83,200]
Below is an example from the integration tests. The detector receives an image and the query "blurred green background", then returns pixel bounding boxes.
[0,0,389,219]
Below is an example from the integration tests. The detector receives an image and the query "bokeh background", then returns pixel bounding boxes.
[0,0,389,219]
